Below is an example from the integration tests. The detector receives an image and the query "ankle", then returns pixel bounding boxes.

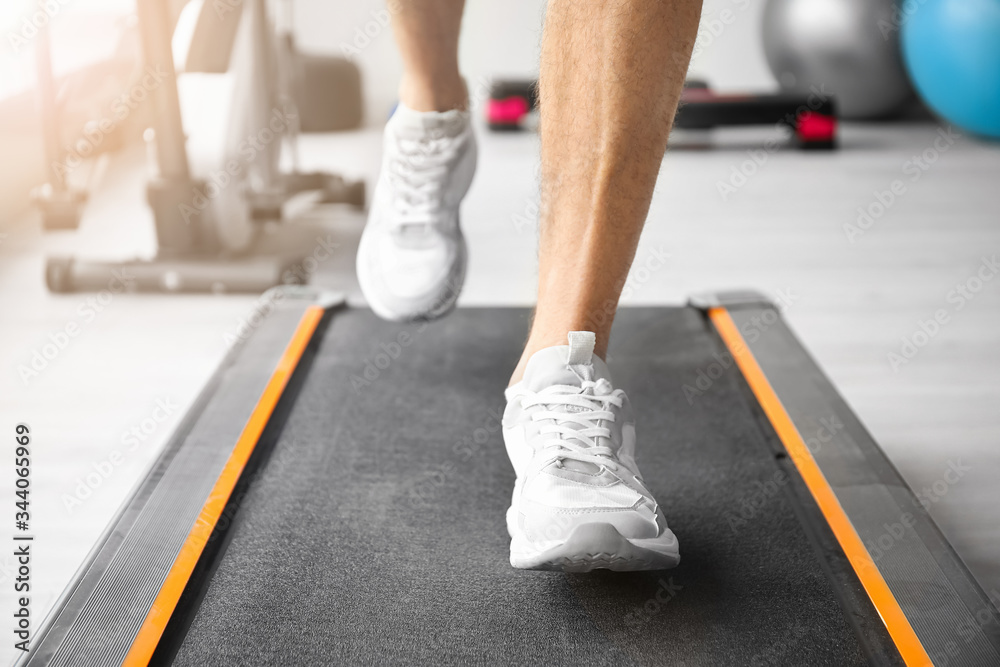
[508,330,609,387]
[399,73,468,112]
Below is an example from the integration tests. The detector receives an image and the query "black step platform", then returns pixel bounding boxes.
[22,289,1000,666]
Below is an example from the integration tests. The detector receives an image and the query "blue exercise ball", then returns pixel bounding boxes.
[901,0,1000,139]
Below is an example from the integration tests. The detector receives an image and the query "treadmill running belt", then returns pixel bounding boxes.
[169,308,871,666]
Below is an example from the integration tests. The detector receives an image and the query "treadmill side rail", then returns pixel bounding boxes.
[19,287,339,667]
[708,302,1000,667]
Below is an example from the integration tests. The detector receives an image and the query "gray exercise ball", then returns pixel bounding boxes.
[762,0,914,120]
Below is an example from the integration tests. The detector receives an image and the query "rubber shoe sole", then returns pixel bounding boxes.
[356,223,467,323]
[510,522,680,573]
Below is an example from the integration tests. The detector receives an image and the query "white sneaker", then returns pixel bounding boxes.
[357,103,477,322]
[503,331,680,572]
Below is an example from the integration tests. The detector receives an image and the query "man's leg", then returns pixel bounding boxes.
[511,0,702,383]
[356,0,476,322]
[502,0,702,572]
[391,0,468,112]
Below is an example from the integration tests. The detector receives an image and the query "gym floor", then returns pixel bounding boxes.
[1,117,998,665]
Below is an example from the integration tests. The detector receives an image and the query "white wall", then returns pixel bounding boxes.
[295,0,777,127]
[689,0,775,90]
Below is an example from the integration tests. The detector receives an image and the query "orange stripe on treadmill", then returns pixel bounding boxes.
[123,305,325,667]
[709,307,932,667]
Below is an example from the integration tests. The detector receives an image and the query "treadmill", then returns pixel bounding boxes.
[22,288,1000,666]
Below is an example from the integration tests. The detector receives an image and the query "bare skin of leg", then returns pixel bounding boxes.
[390,0,702,381]
[510,0,703,384]
[390,0,468,112]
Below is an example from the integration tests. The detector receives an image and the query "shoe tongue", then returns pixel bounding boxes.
[390,103,468,139]
[522,332,611,392]
[518,333,613,473]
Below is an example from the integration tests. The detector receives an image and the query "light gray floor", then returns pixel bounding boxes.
[1,119,998,664]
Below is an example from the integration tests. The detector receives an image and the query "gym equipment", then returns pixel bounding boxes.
[676,81,837,149]
[762,0,913,120]
[29,11,142,231]
[265,0,363,132]
[30,20,88,230]
[486,79,538,130]
[281,29,363,133]
[43,0,364,293]
[487,79,838,149]
[901,0,1000,140]
[21,289,1000,665]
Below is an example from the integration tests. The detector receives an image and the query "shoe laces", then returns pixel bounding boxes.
[522,378,625,471]
[385,131,464,229]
